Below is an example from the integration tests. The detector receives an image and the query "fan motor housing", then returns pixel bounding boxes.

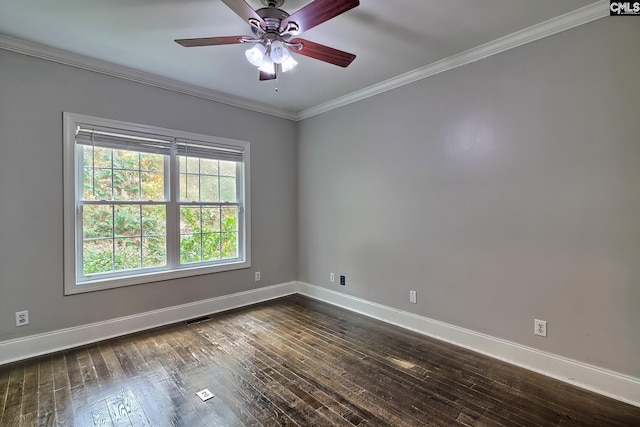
[255,7,290,34]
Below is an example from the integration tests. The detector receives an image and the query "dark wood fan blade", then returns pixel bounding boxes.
[175,36,247,47]
[281,0,359,34]
[290,38,356,67]
[222,0,266,28]
[259,63,277,81]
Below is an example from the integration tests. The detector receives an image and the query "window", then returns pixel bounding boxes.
[63,113,250,294]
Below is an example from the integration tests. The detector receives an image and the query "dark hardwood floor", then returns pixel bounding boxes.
[1,295,639,426]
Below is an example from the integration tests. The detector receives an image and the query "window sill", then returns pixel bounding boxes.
[64,260,251,295]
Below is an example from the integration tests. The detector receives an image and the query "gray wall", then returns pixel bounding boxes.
[298,17,640,377]
[0,50,297,341]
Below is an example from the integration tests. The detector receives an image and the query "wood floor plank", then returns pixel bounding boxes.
[70,382,95,427]
[37,356,55,427]
[51,354,69,393]
[19,410,38,427]
[53,382,74,427]
[0,364,11,420]
[2,295,640,426]
[20,360,39,420]
[89,398,114,427]
[3,362,25,426]
[98,342,129,386]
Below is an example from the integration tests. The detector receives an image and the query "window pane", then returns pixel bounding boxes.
[113,170,140,200]
[200,175,218,202]
[221,232,238,258]
[83,205,113,239]
[202,207,220,233]
[202,233,221,261]
[221,206,238,232]
[200,158,218,175]
[180,173,200,201]
[115,238,141,270]
[83,167,96,201]
[142,237,166,268]
[141,171,164,200]
[94,147,112,167]
[186,157,200,173]
[94,168,113,200]
[180,234,201,263]
[83,239,113,275]
[113,149,139,170]
[82,145,93,165]
[140,153,163,172]
[219,161,236,176]
[180,206,201,233]
[142,206,166,236]
[114,205,141,237]
[219,177,236,202]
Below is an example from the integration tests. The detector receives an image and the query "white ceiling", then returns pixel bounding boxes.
[0,0,601,117]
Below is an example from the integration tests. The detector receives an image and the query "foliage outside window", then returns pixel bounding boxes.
[63,113,250,294]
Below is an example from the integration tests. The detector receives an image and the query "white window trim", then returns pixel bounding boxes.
[63,112,251,295]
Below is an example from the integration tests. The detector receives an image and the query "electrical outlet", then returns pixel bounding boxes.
[409,290,417,304]
[534,319,547,337]
[330,272,335,283]
[16,310,29,327]
[255,271,261,282]
[339,275,345,286]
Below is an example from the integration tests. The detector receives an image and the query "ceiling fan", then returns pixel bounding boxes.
[175,0,360,81]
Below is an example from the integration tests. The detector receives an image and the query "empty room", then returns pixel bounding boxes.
[1,0,639,425]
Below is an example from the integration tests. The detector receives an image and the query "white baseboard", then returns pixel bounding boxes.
[297,281,640,408]
[0,282,296,365]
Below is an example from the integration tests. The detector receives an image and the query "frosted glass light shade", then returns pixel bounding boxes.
[245,44,266,67]
[258,55,275,74]
[281,55,298,72]
[270,40,290,64]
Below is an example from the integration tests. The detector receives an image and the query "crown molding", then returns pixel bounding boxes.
[0,1,608,122]
[0,35,298,121]
[296,0,609,120]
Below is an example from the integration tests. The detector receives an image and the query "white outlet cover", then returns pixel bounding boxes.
[534,319,547,337]
[196,389,215,401]
[255,271,261,281]
[330,272,335,283]
[16,310,29,327]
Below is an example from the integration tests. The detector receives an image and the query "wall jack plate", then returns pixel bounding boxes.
[409,290,417,304]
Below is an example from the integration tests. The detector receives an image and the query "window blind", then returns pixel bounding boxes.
[176,138,244,162]
[75,124,173,156]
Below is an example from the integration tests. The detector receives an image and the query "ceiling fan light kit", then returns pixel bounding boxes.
[244,38,298,74]
[175,0,360,81]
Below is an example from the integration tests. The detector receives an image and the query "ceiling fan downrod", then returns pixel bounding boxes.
[261,0,285,8]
